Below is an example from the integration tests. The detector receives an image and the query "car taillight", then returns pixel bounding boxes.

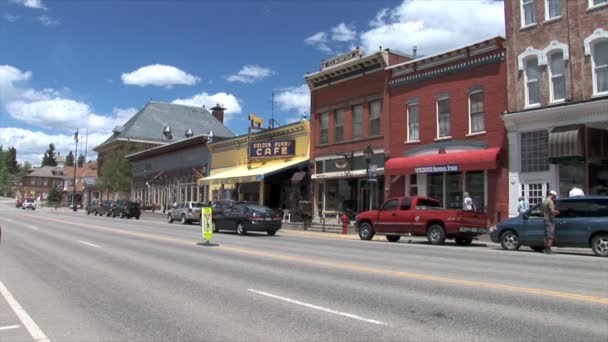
[248,216,264,221]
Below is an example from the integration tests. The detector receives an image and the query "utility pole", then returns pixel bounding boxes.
[72,129,79,212]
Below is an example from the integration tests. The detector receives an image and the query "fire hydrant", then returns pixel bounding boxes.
[341,213,349,235]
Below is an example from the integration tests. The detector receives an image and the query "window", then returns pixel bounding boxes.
[319,112,329,144]
[521,183,549,206]
[545,0,561,19]
[548,51,566,102]
[521,0,536,27]
[400,198,412,210]
[520,130,549,172]
[524,57,540,106]
[592,41,608,95]
[352,105,363,139]
[437,98,451,138]
[466,171,485,212]
[407,103,419,141]
[408,174,418,196]
[31,177,37,186]
[381,199,398,211]
[469,91,485,133]
[334,109,344,143]
[43,178,48,186]
[369,100,381,136]
[589,0,608,8]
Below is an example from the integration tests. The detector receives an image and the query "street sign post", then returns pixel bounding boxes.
[201,207,213,244]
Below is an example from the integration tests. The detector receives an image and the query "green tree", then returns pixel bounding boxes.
[77,154,85,167]
[5,147,18,175]
[47,187,62,205]
[98,150,132,194]
[41,143,58,166]
[65,151,74,167]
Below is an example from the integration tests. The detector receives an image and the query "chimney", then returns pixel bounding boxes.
[413,46,418,59]
[210,103,226,124]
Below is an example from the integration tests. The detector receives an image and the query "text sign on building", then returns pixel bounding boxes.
[321,48,361,70]
[250,140,295,159]
[414,164,459,174]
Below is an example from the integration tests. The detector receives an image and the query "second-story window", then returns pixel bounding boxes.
[319,112,329,144]
[589,0,608,8]
[546,0,561,19]
[369,100,381,136]
[334,109,344,143]
[548,51,566,102]
[521,0,536,27]
[524,57,541,106]
[352,104,363,139]
[469,91,485,133]
[31,177,37,186]
[437,97,451,138]
[43,178,48,186]
[593,41,608,95]
[407,103,419,141]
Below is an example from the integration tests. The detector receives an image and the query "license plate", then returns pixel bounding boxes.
[265,217,271,221]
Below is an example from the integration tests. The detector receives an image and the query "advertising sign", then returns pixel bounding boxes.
[249,140,295,159]
[414,164,459,174]
[201,207,213,242]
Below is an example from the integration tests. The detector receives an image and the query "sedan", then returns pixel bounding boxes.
[213,203,282,236]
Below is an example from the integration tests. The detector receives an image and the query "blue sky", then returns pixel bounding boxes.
[0,0,504,164]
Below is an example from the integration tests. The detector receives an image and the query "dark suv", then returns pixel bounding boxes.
[86,201,100,215]
[116,201,141,219]
[98,200,114,217]
[110,200,128,217]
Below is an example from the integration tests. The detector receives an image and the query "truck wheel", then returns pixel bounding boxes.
[500,230,520,251]
[167,214,174,223]
[591,234,608,257]
[427,225,446,245]
[454,237,473,246]
[358,222,375,240]
[386,235,400,242]
[181,215,188,225]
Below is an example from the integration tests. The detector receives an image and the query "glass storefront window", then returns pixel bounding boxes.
[326,179,338,211]
[409,174,418,196]
[446,172,463,209]
[558,161,586,197]
[466,171,485,212]
[427,174,444,205]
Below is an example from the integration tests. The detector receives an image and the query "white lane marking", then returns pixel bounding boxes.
[0,324,20,330]
[29,226,40,230]
[3,219,13,223]
[0,281,50,342]
[248,289,388,326]
[78,240,100,248]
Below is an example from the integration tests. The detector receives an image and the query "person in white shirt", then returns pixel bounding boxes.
[569,186,585,197]
[463,192,474,211]
[517,196,528,214]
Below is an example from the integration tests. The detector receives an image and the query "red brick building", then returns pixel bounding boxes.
[22,166,64,201]
[502,0,608,215]
[305,48,411,221]
[384,37,509,224]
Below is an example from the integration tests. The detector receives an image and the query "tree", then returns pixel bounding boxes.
[65,151,74,167]
[5,147,18,174]
[98,150,132,194]
[47,187,62,205]
[77,154,85,167]
[41,143,57,166]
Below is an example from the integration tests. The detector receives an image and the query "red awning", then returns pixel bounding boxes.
[385,148,500,175]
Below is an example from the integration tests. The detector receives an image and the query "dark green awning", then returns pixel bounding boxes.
[548,125,584,162]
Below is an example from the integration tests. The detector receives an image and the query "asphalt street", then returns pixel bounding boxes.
[0,198,607,342]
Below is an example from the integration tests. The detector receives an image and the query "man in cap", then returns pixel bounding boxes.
[541,190,560,254]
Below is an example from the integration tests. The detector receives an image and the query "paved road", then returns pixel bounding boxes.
[1,199,607,341]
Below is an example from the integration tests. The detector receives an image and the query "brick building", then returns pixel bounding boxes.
[384,37,509,224]
[503,0,608,215]
[305,48,411,222]
[63,162,99,208]
[22,166,64,201]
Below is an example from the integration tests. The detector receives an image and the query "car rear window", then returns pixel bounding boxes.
[244,204,274,214]
[192,202,205,208]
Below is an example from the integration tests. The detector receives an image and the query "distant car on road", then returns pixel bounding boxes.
[22,198,36,210]
[167,201,205,224]
[491,196,608,257]
[110,200,128,217]
[15,198,22,208]
[212,202,282,236]
[98,200,114,217]
[86,201,100,215]
[116,201,141,219]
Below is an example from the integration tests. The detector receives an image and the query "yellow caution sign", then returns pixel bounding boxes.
[201,207,213,242]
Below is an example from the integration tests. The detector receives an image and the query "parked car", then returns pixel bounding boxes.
[110,200,128,217]
[212,199,237,214]
[15,198,23,208]
[167,201,205,224]
[491,196,608,257]
[86,201,100,215]
[212,202,282,235]
[98,200,114,217]
[116,201,141,219]
[355,196,489,245]
[22,198,36,210]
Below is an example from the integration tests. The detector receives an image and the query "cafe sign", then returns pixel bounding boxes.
[414,164,459,174]
[250,140,295,159]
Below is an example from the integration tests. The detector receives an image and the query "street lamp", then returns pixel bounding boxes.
[72,129,79,212]
[363,144,374,211]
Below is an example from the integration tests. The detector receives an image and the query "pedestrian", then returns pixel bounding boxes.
[568,186,585,197]
[542,190,560,254]
[517,196,528,214]
[463,192,474,211]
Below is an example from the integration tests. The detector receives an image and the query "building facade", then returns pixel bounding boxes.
[306,48,411,222]
[384,37,509,224]
[22,166,64,201]
[503,0,608,215]
[63,162,99,208]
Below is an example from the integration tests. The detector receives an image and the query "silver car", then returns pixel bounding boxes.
[167,201,205,224]
[22,198,36,210]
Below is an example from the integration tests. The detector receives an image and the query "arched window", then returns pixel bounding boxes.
[524,57,541,106]
[584,29,608,96]
[547,51,566,102]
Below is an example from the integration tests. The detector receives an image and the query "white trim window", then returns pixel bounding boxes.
[521,183,549,206]
[352,105,363,139]
[319,112,329,144]
[334,108,344,143]
[524,57,541,106]
[469,91,485,133]
[545,0,561,19]
[407,102,419,141]
[437,97,451,138]
[588,0,608,8]
[548,51,566,102]
[521,0,536,27]
[592,40,608,95]
[369,100,381,136]
[520,130,549,173]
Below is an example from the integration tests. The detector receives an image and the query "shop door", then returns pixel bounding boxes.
[357,179,368,213]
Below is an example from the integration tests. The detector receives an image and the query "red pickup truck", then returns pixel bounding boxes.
[355,196,489,245]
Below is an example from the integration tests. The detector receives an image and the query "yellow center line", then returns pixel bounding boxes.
[25,213,608,305]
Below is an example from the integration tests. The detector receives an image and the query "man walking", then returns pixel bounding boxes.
[542,190,560,254]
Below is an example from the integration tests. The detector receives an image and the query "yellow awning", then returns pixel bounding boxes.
[198,157,309,186]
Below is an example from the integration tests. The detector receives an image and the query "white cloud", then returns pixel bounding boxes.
[360,0,505,57]
[304,32,332,54]
[38,15,59,26]
[274,85,310,116]
[9,0,46,10]
[121,64,200,88]
[331,23,357,42]
[172,92,242,123]
[0,65,32,100]
[226,65,275,84]
[3,14,20,22]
